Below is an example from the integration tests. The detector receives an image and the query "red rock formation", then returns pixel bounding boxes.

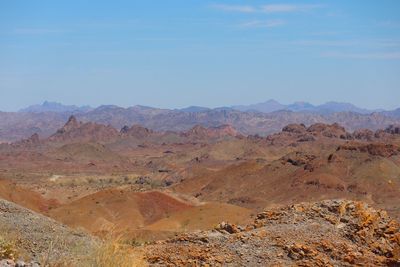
[307,123,350,139]
[11,133,41,148]
[385,125,400,135]
[48,116,119,143]
[337,143,400,157]
[352,129,374,141]
[60,115,80,133]
[120,124,154,138]
[282,124,307,134]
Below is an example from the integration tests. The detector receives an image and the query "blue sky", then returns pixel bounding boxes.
[0,0,399,111]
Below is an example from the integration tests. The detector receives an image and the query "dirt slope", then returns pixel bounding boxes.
[145,202,252,232]
[49,189,193,235]
[0,180,58,213]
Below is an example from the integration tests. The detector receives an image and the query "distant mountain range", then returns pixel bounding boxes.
[232,100,384,114]
[16,100,394,115]
[19,101,92,113]
[0,100,399,143]
[381,108,400,118]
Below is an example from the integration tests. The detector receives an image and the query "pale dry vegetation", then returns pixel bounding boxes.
[84,236,146,267]
[0,235,18,261]
[47,233,146,267]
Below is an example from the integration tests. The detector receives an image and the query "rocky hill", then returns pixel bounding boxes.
[144,199,400,266]
[47,116,120,144]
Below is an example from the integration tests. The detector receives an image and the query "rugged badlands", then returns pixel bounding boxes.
[0,116,400,266]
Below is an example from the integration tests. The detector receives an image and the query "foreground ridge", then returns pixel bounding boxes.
[144,199,400,266]
[0,199,96,265]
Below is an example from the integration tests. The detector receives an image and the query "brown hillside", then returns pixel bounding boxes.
[49,189,193,235]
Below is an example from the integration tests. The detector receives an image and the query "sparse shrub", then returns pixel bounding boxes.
[85,236,145,267]
[125,239,143,247]
[69,179,77,188]
[0,236,18,260]
[149,179,163,189]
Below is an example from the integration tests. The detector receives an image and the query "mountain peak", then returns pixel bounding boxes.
[19,101,92,113]
[66,115,78,124]
[60,115,80,133]
[50,116,119,143]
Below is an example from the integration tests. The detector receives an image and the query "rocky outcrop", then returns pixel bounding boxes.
[0,259,39,267]
[10,133,41,149]
[385,125,400,135]
[270,122,400,145]
[143,200,400,266]
[307,123,350,139]
[282,152,316,167]
[48,116,119,143]
[337,143,400,157]
[267,122,353,145]
[282,124,306,134]
[353,128,375,141]
[120,124,154,138]
[58,115,80,133]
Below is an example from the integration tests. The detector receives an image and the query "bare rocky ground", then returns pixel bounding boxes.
[144,199,400,266]
[0,199,96,266]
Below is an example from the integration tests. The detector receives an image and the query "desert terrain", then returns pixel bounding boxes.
[2,0,399,265]
[0,113,399,266]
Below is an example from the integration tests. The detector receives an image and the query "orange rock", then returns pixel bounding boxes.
[392,233,400,245]
[343,253,356,264]
[385,220,400,234]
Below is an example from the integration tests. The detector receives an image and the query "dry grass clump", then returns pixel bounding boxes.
[46,237,146,267]
[0,235,18,260]
[78,234,146,267]
[34,225,146,266]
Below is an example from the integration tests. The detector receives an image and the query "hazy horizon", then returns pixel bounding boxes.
[5,98,398,113]
[1,0,400,111]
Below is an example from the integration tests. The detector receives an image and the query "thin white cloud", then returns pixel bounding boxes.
[295,39,400,48]
[322,51,400,60]
[13,28,64,35]
[212,3,323,13]
[295,40,359,47]
[377,20,400,28]
[307,31,344,37]
[240,19,285,28]
[211,4,256,13]
[261,4,322,13]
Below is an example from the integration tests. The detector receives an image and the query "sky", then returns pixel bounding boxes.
[0,0,399,111]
